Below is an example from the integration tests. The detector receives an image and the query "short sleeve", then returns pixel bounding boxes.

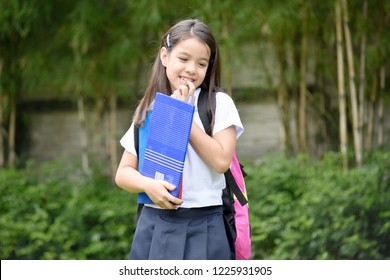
[119,122,137,156]
[213,92,244,139]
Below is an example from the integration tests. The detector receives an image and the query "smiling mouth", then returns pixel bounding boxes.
[180,77,194,83]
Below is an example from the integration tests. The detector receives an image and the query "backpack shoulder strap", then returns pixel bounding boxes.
[133,123,144,220]
[134,123,139,155]
[225,167,248,206]
[197,88,214,136]
[197,89,248,206]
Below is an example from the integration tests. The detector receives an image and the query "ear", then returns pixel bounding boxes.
[160,47,168,67]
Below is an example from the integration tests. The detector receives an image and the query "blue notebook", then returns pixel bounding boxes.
[138,92,195,204]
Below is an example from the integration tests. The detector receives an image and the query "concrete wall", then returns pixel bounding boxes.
[25,102,389,165]
[26,103,281,165]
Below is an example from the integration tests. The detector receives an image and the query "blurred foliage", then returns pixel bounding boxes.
[246,147,390,259]
[1,147,389,259]
[1,0,389,169]
[0,159,138,259]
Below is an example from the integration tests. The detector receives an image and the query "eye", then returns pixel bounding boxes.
[179,57,188,62]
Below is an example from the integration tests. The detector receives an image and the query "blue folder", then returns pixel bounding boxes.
[138,92,195,204]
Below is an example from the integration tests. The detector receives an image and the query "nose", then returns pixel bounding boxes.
[185,62,196,74]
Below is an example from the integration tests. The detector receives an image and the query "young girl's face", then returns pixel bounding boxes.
[160,37,211,91]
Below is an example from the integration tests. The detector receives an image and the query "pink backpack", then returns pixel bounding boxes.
[229,152,252,260]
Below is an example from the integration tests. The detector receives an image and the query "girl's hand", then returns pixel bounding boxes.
[171,81,195,102]
[144,179,183,209]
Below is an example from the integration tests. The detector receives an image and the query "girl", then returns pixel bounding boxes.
[115,19,244,260]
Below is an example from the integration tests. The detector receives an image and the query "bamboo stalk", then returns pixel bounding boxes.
[8,98,17,167]
[0,58,3,168]
[77,95,91,175]
[342,0,363,167]
[298,8,308,154]
[336,0,348,171]
[378,66,385,146]
[358,0,368,151]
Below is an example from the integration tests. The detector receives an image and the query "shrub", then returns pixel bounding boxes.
[0,160,138,259]
[1,149,389,259]
[247,149,390,259]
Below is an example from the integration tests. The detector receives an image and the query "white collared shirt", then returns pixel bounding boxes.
[120,88,244,208]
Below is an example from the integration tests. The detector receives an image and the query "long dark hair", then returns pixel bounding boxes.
[133,19,221,127]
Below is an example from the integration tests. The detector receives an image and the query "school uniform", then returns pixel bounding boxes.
[119,88,244,260]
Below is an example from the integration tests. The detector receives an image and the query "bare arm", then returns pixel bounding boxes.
[190,123,236,173]
[170,83,236,173]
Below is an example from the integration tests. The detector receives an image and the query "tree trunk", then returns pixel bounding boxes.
[378,66,385,146]
[289,37,300,156]
[366,73,377,151]
[0,96,3,168]
[342,0,363,167]
[109,91,118,180]
[77,95,91,175]
[275,41,293,155]
[92,98,105,163]
[317,71,327,158]
[336,0,348,171]
[0,58,4,168]
[358,0,367,151]
[298,11,308,154]
[8,98,17,167]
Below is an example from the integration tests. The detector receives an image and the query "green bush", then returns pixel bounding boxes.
[0,160,138,259]
[246,149,390,259]
[1,149,389,259]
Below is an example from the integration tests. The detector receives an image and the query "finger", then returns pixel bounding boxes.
[164,200,182,210]
[187,81,195,95]
[169,197,183,206]
[158,198,179,210]
[178,85,189,96]
[171,89,181,99]
[161,182,183,207]
[163,182,176,191]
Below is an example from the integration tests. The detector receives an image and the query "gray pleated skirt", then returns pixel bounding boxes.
[129,205,232,260]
